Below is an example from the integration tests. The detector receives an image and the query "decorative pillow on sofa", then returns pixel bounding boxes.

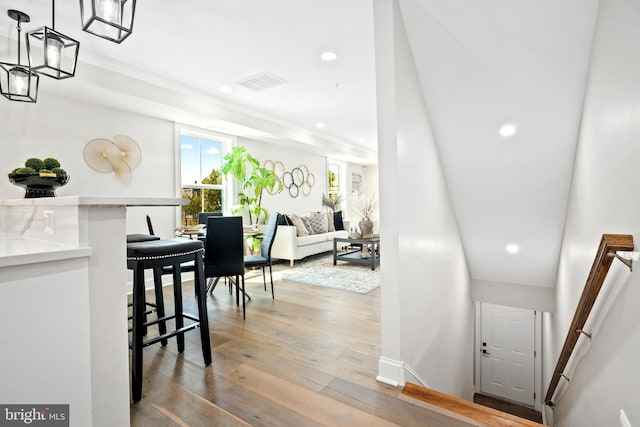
[301,216,315,234]
[325,211,336,232]
[278,214,293,226]
[333,211,344,231]
[305,212,328,234]
[289,214,310,237]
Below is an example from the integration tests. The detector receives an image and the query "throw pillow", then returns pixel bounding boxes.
[301,216,315,235]
[307,212,328,234]
[290,214,309,237]
[278,214,293,226]
[326,211,335,232]
[333,210,344,231]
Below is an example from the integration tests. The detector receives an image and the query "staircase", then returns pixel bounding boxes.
[402,382,545,427]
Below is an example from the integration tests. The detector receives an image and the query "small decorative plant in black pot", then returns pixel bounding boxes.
[8,157,70,198]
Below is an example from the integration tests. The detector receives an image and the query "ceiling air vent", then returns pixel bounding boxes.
[237,72,287,92]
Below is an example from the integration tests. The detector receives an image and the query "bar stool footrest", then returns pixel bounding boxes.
[141,322,201,348]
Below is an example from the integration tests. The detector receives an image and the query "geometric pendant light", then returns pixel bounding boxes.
[27,0,80,80]
[0,10,39,103]
[79,0,137,44]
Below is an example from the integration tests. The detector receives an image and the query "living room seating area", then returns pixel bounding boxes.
[271,211,349,267]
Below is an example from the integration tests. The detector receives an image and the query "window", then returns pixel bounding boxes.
[179,130,229,226]
[327,159,346,210]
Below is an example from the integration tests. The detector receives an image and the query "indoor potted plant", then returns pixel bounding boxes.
[221,146,282,226]
[8,157,70,198]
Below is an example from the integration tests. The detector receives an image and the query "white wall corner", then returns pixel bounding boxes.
[377,357,406,387]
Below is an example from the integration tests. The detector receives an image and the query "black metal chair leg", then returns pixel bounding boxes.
[241,275,246,320]
[172,265,185,353]
[194,253,212,365]
[132,263,145,403]
[269,262,274,299]
[152,267,168,346]
[262,266,267,291]
[236,275,241,306]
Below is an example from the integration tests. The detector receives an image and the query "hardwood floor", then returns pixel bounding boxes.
[129,268,476,426]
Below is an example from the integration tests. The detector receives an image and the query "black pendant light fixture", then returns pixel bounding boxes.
[27,0,80,80]
[79,0,137,44]
[0,10,39,103]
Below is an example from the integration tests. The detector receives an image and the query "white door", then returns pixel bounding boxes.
[480,302,536,406]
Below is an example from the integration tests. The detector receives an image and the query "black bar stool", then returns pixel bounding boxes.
[126,233,161,336]
[126,234,160,243]
[126,238,212,403]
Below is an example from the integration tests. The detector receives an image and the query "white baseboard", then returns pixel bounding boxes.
[376,357,406,387]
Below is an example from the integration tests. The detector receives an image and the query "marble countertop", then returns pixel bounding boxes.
[0,196,187,207]
[1,196,184,268]
[0,238,92,268]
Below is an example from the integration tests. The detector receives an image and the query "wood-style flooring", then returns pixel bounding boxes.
[129,267,477,426]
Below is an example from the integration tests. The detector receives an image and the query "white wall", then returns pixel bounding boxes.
[0,91,179,238]
[239,136,331,216]
[0,91,374,236]
[237,136,374,223]
[374,0,474,398]
[472,279,554,313]
[545,0,640,424]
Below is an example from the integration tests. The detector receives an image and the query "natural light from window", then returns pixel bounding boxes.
[179,130,230,226]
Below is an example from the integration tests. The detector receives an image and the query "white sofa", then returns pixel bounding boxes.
[271,220,350,267]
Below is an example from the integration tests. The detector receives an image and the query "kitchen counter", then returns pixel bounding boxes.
[0,196,185,427]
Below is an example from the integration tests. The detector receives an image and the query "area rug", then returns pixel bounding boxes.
[276,253,381,294]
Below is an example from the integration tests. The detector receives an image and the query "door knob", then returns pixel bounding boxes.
[482,349,490,355]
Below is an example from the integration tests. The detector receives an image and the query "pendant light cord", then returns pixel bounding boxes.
[52,0,56,29]
[16,20,21,64]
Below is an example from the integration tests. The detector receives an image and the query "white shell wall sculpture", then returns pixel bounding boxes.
[83,135,141,186]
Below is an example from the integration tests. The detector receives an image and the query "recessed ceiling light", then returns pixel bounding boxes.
[321,51,338,61]
[218,85,232,93]
[506,244,520,254]
[316,122,326,129]
[499,123,517,137]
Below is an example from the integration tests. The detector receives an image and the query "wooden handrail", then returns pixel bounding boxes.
[544,234,634,405]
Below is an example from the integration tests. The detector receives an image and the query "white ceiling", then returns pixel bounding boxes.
[0,0,601,288]
[399,0,599,288]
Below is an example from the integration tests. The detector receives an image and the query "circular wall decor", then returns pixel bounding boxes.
[83,135,141,186]
[264,161,315,198]
[274,161,285,179]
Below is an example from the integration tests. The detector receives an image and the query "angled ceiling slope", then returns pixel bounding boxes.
[398,0,599,287]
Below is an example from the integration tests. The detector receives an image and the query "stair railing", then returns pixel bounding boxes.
[544,234,634,406]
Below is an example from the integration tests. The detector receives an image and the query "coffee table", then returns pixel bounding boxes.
[333,236,380,270]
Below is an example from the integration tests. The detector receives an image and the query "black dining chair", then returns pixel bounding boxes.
[204,216,248,319]
[145,214,198,275]
[244,213,280,299]
[198,211,222,224]
[146,215,155,236]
